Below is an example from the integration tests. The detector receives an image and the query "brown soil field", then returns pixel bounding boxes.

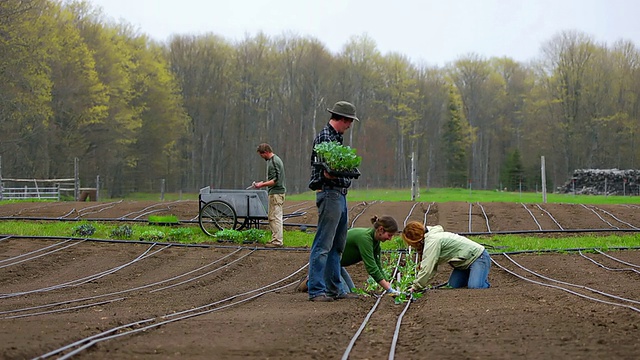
[0,200,639,359]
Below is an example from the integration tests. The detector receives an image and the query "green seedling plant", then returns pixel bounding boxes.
[214,229,243,243]
[378,250,426,304]
[167,228,195,242]
[313,141,362,171]
[110,224,133,239]
[72,223,96,237]
[214,229,270,244]
[242,228,269,244]
[139,229,165,241]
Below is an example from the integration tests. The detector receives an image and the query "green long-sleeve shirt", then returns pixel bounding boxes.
[413,225,485,291]
[266,154,286,195]
[341,227,386,283]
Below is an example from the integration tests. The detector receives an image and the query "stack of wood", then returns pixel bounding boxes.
[556,169,640,195]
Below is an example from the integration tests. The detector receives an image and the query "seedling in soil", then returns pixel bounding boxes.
[167,228,195,242]
[110,225,133,239]
[72,223,96,237]
[242,228,269,244]
[139,229,165,241]
[214,229,270,244]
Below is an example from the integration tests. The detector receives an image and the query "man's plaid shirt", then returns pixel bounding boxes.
[308,123,352,190]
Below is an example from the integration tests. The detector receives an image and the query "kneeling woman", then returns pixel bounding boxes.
[401,221,491,292]
[340,215,400,295]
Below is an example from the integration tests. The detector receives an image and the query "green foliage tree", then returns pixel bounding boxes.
[1,1,639,195]
[45,2,108,178]
[500,149,524,191]
[0,0,54,176]
[441,86,471,187]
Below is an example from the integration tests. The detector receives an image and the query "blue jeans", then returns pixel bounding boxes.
[339,266,355,294]
[448,250,491,289]
[308,190,348,298]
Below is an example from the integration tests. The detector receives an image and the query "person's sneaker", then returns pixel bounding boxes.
[333,292,360,300]
[309,295,334,302]
[296,276,308,292]
[264,242,283,248]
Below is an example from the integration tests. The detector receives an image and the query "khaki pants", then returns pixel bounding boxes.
[268,194,285,245]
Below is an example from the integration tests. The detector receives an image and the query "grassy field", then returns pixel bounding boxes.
[1,188,639,252]
[6,186,634,204]
[287,187,640,204]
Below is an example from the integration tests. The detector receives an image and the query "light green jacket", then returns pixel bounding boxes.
[413,225,485,290]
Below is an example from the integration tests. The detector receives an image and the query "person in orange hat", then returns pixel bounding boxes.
[401,221,491,291]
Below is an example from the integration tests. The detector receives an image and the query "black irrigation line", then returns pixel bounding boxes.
[0,238,74,264]
[0,239,87,270]
[579,203,619,229]
[403,202,421,228]
[349,200,379,228]
[584,204,640,230]
[535,204,565,230]
[578,250,640,274]
[493,253,640,313]
[35,263,308,359]
[59,200,124,219]
[342,252,405,360]
[0,248,248,319]
[0,243,169,299]
[2,298,127,320]
[0,211,309,225]
[520,203,543,230]
[476,202,491,233]
[389,246,640,256]
[389,295,413,360]
[458,228,640,236]
[594,248,640,268]
[469,201,640,235]
[501,252,640,305]
[0,234,313,252]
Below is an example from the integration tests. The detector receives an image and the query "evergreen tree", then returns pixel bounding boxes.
[500,149,524,191]
[441,86,471,187]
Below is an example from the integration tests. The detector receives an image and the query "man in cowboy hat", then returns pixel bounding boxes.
[305,100,360,302]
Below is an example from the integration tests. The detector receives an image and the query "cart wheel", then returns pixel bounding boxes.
[236,217,249,231]
[199,200,237,235]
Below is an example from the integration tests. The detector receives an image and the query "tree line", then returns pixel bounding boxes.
[1,0,639,197]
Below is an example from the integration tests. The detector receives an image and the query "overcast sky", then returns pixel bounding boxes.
[87,0,639,67]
